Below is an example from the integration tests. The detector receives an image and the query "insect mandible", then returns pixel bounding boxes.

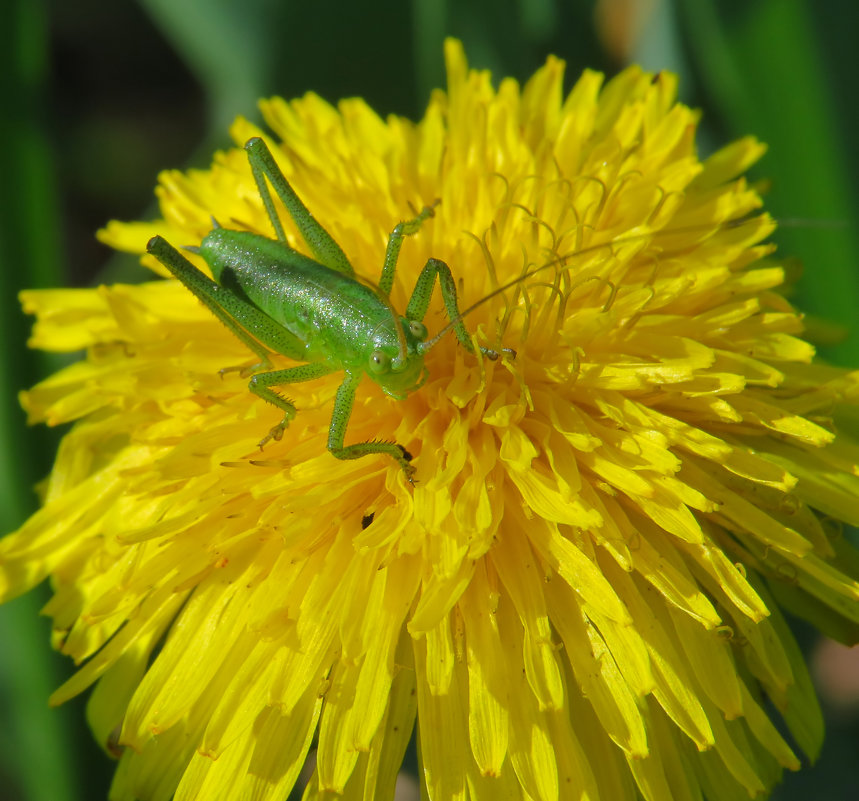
[146,137,499,481]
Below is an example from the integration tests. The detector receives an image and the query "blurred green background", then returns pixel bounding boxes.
[1,1,857,799]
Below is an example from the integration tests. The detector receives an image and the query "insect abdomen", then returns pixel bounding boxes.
[201,229,397,364]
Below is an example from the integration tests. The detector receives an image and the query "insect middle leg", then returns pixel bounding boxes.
[327,371,415,480]
[378,202,439,296]
[249,362,337,447]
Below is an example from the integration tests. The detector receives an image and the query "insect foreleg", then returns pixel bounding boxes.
[244,137,354,276]
[407,258,498,359]
[250,362,338,447]
[378,202,439,296]
[327,371,415,480]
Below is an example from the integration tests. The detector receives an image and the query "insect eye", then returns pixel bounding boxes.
[408,320,428,340]
[369,349,391,374]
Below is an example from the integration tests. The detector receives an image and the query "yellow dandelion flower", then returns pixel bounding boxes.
[4,38,859,801]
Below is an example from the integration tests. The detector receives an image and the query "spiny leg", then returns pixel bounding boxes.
[378,201,439,296]
[244,137,354,275]
[148,235,312,377]
[406,257,499,358]
[327,372,415,480]
[148,236,274,368]
[249,362,337,447]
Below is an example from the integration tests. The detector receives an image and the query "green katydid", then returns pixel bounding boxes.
[147,137,766,481]
[146,137,499,481]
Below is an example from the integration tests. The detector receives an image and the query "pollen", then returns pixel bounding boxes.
[4,38,859,801]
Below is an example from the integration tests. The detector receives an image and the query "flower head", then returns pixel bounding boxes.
[4,39,859,801]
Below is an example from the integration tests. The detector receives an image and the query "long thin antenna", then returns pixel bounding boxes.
[421,212,772,353]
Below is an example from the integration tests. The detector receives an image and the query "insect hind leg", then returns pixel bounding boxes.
[244,137,354,275]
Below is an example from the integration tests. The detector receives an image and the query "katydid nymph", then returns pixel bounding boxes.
[146,137,769,481]
[146,137,499,481]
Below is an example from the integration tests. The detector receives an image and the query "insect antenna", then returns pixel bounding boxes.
[420,212,773,355]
